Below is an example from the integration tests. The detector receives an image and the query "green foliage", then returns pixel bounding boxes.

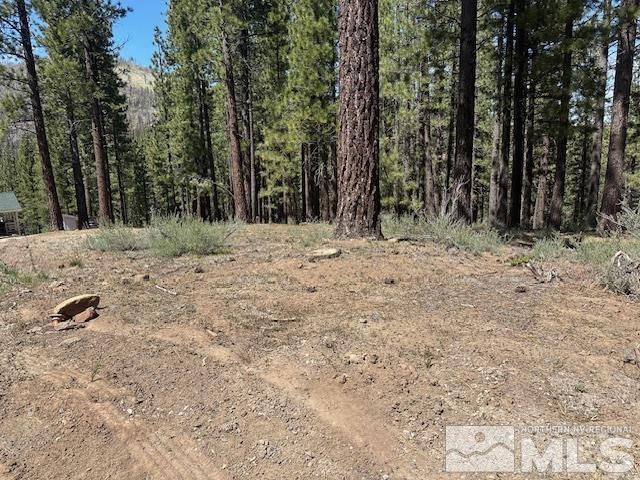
[530,237,569,261]
[69,257,84,268]
[85,223,149,252]
[15,136,48,234]
[147,215,232,257]
[382,213,503,254]
[258,0,337,221]
[86,215,233,257]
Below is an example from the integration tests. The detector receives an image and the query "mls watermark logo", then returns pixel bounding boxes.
[445,425,634,474]
[445,426,515,472]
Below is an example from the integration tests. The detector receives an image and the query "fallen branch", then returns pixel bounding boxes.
[155,285,177,296]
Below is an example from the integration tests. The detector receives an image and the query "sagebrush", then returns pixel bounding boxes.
[86,216,233,258]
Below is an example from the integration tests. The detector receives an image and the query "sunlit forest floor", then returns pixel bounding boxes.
[0,223,639,479]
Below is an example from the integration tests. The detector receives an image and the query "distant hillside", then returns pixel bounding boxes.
[1,60,155,131]
[117,60,155,131]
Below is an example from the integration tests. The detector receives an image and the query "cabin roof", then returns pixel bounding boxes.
[0,192,22,214]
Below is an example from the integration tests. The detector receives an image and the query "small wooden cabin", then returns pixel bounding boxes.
[0,192,22,236]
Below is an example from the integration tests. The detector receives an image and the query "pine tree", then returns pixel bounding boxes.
[599,0,639,231]
[334,0,382,238]
[580,0,610,228]
[0,0,64,230]
[452,0,477,222]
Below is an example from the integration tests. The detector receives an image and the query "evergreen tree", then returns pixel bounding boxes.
[335,0,382,238]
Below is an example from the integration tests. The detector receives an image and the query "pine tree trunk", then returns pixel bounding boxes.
[249,90,258,222]
[445,56,457,195]
[195,76,212,221]
[16,0,63,231]
[303,144,320,221]
[549,18,574,230]
[453,0,477,223]
[220,14,250,223]
[521,45,536,228]
[334,0,382,239]
[239,27,258,222]
[83,41,113,224]
[421,83,437,218]
[489,12,505,227]
[533,134,550,229]
[599,0,638,231]
[65,97,89,229]
[573,127,589,223]
[301,144,307,220]
[112,129,127,224]
[330,140,338,219]
[84,176,92,218]
[202,83,221,220]
[584,0,611,229]
[509,0,527,227]
[497,0,515,226]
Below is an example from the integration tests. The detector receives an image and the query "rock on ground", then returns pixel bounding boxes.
[53,294,100,318]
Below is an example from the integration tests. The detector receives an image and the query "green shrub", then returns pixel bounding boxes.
[148,215,232,257]
[296,223,331,247]
[618,205,640,237]
[600,263,639,296]
[69,257,84,268]
[381,213,503,254]
[85,224,148,252]
[530,237,569,261]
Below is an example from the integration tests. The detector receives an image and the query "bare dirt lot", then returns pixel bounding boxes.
[0,225,639,479]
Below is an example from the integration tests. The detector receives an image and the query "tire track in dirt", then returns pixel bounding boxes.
[16,350,226,480]
[153,325,429,479]
[260,361,427,479]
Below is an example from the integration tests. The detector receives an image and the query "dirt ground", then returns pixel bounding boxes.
[0,225,639,479]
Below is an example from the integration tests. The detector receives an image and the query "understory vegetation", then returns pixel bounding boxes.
[524,207,640,296]
[382,214,503,254]
[0,260,48,291]
[80,207,640,298]
[86,216,233,258]
[384,209,640,298]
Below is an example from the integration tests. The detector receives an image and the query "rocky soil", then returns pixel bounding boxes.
[0,225,638,479]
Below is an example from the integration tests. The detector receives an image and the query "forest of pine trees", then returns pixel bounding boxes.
[1,0,640,237]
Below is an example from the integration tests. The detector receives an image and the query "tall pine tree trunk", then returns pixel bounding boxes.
[521,45,536,228]
[83,40,113,224]
[584,0,611,229]
[16,0,63,231]
[65,97,89,229]
[249,89,258,222]
[112,129,127,224]
[219,10,250,223]
[421,79,437,218]
[303,144,320,221]
[533,134,550,229]
[599,0,639,231]
[489,12,504,227]
[573,126,589,223]
[549,18,574,230]
[201,82,221,220]
[334,0,382,239]
[445,56,457,195]
[497,0,515,227]
[453,0,477,223]
[509,0,527,226]
[239,27,258,222]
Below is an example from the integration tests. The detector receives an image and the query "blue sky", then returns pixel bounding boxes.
[114,0,167,66]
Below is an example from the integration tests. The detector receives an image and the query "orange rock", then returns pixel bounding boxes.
[73,307,99,324]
